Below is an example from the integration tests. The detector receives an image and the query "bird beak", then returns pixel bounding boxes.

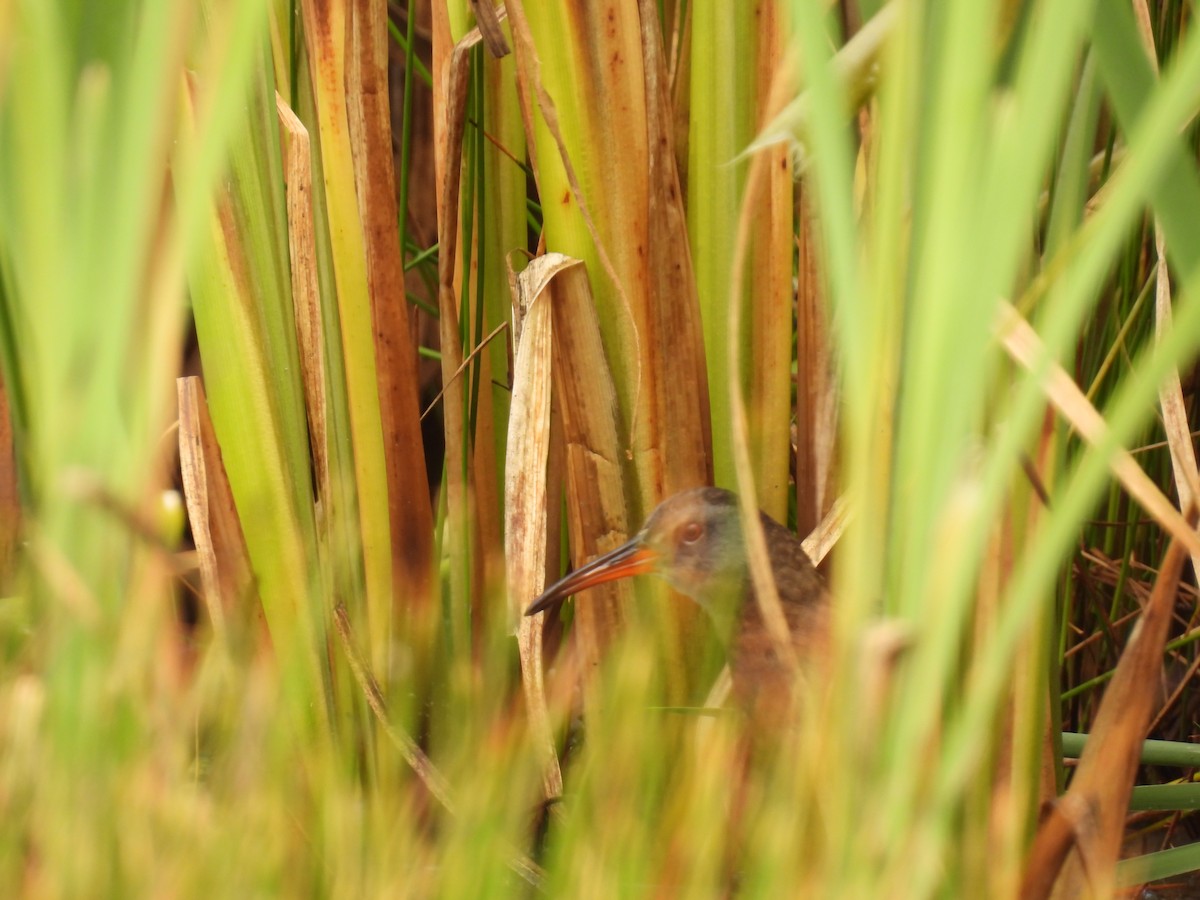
[524,539,658,616]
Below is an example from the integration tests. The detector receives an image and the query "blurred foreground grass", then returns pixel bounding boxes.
[3,0,1200,896]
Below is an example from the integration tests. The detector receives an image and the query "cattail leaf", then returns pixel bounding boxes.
[346,0,434,608]
[299,0,396,673]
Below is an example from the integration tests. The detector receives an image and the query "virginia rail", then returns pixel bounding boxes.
[525,487,831,723]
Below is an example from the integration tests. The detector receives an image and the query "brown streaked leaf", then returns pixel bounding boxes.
[637,0,713,500]
[634,0,716,692]
[347,0,435,607]
[669,6,691,190]
[1020,509,1194,899]
[795,194,837,538]
[746,0,794,525]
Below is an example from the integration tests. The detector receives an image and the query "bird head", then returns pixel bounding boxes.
[524,487,749,621]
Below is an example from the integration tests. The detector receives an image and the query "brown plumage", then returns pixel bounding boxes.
[525,487,831,724]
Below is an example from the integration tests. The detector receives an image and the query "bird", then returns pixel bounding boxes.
[525,486,831,725]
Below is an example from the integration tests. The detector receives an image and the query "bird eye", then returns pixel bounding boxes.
[679,522,704,545]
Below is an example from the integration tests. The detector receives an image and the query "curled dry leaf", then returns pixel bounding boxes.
[506,261,560,801]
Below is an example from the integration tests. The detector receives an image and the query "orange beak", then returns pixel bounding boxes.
[524,540,658,616]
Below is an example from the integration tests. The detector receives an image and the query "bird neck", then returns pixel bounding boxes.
[691,578,748,648]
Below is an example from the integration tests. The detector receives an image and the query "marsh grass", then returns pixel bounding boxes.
[3,0,1200,896]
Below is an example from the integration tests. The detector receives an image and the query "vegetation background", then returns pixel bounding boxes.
[2,0,1200,896]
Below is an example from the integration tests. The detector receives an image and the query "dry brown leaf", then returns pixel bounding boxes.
[469,0,510,57]
[177,376,257,648]
[637,0,713,500]
[1020,509,1193,899]
[276,95,330,512]
[505,289,552,628]
[505,273,561,800]
[635,0,715,690]
[996,302,1200,559]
